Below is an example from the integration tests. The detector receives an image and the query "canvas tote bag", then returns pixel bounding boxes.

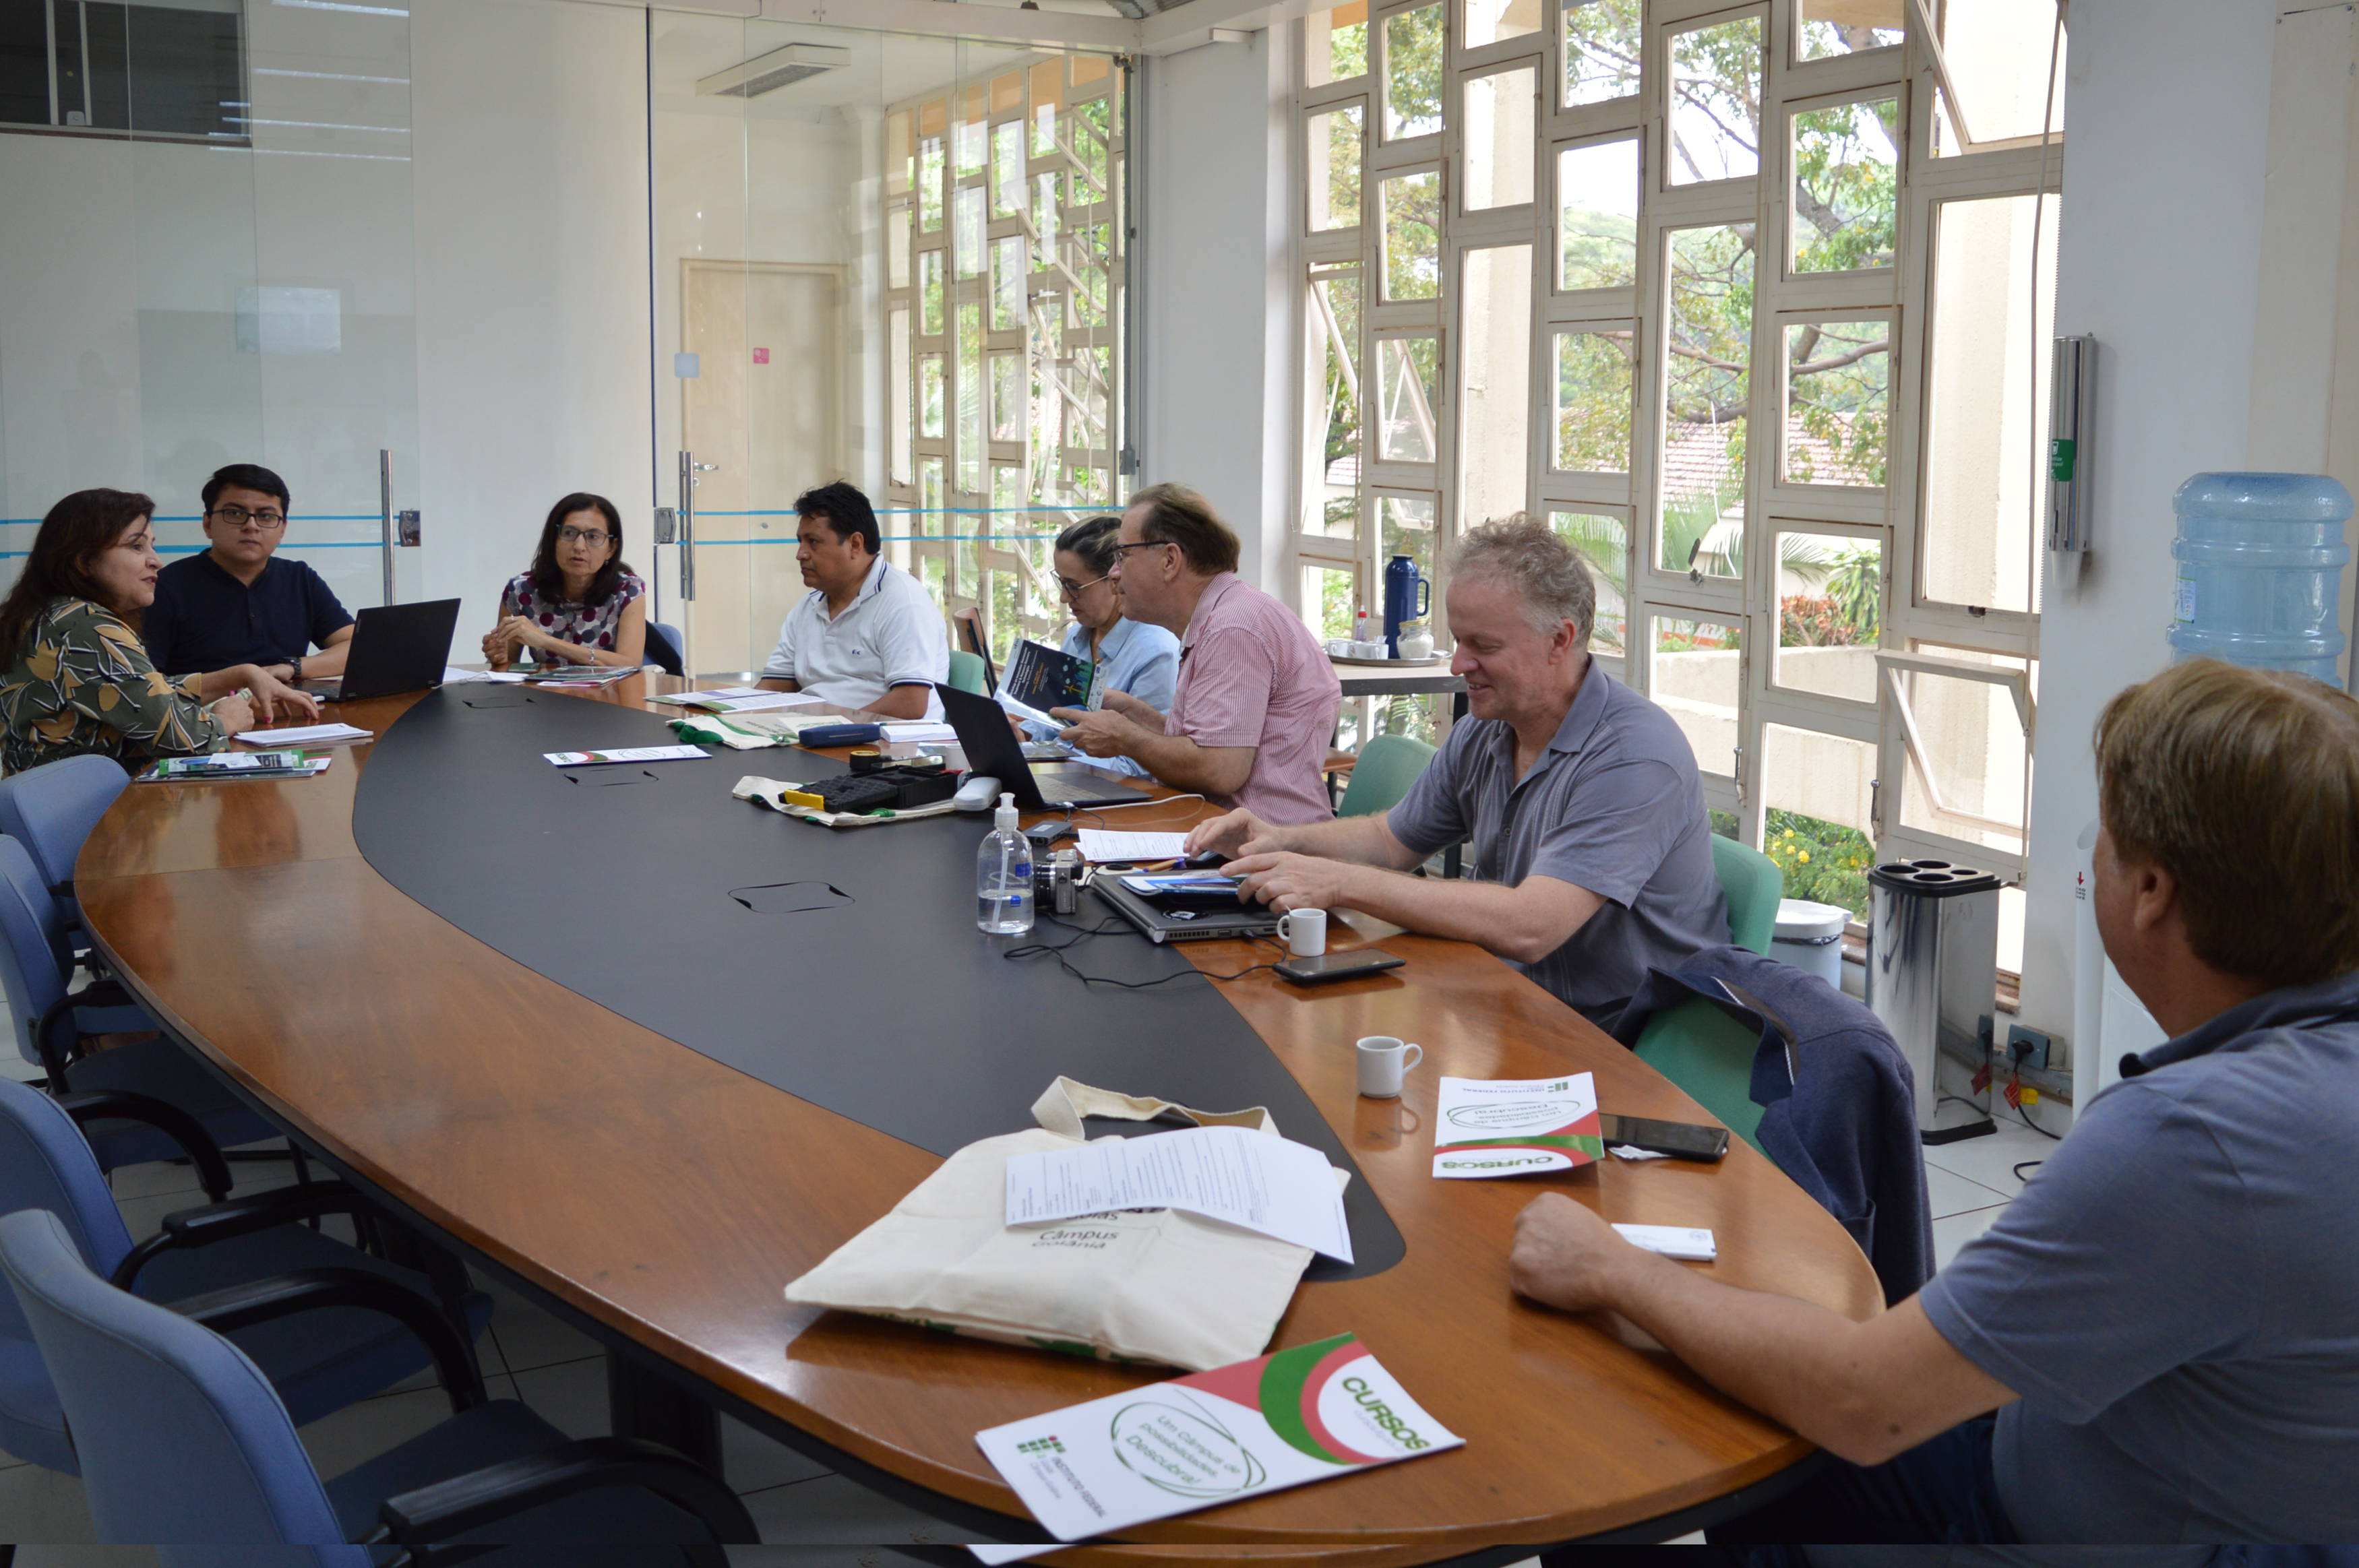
[783,1077,1342,1371]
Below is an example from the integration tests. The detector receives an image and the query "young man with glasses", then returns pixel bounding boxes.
[145,464,356,692]
[1049,483,1340,823]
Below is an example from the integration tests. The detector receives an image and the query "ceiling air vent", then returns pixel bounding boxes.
[697,43,851,99]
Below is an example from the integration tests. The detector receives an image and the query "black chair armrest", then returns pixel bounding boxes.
[108,1179,365,1293]
[367,1437,757,1551]
[169,1267,488,1414]
[35,978,137,1090]
[59,1089,233,1201]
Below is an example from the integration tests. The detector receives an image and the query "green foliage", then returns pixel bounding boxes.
[1560,205,1637,291]
[1317,276,1362,474]
[1825,544,1881,641]
[1329,17,1368,80]
[1550,511,1628,654]
[1764,809,1874,919]
[1317,566,1357,640]
[1382,3,1444,138]
[1666,16,1760,183]
[1779,594,1866,648]
[1792,100,1897,272]
[1665,224,1753,437]
[1564,0,1642,105]
[1382,170,1442,300]
[1659,480,1737,575]
[1785,320,1889,486]
[1554,331,1632,472]
[1319,105,1363,228]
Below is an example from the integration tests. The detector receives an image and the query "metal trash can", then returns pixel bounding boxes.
[1866,860,2002,1144]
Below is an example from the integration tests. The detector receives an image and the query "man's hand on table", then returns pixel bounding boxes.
[1223,848,1361,914]
[1509,1192,1647,1314]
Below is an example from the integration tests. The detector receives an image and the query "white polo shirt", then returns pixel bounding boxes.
[761,556,948,718]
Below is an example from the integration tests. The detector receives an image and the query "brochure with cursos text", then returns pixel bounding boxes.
[1432,1072,1601,1179]
[975,1331,1461,1541]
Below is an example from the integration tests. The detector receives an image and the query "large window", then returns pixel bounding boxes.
[882,53,1128,666]
[1295,0,2062,949]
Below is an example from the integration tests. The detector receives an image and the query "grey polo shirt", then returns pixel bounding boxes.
[1385,664,1727,1019]
[1918,969,2359,1544]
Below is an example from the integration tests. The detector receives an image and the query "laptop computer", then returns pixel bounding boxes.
[302,598,462,702]
[933,682,1153,809]
[1092,874,1283,945]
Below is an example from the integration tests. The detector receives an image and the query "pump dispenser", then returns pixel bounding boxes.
[977,791,1035,934]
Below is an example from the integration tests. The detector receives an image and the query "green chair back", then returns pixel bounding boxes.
[1337,734,1436,819]
[1632,996,1769,1155]
[1711,833,1783,955]
[946,649,989,696]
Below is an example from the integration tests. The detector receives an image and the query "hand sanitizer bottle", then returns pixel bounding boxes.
[977,792,1035,934]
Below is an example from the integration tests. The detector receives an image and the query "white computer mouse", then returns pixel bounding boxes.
[952,774,1002,811]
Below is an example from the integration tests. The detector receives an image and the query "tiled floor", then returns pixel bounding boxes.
[1,1031,2064,1556]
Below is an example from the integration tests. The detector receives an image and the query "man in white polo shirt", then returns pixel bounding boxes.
[756,481,948,720]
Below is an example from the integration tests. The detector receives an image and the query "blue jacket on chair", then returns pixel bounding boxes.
[1613,945,1935,1305]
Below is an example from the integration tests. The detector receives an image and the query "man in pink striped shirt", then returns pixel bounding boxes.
[1049,484,1343,825]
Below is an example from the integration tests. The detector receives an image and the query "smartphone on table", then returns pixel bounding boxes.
[1597,1113,1730,1162]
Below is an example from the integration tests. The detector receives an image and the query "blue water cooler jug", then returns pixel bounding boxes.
[2167,472,2351,683]
[1382,555,1430,658]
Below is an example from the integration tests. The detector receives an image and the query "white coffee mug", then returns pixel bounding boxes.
[1276,908,1328,958]
[1355,1035,1423,1099]
[1353,639,1388,659]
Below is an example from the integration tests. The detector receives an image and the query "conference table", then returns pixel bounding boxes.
[75,670,1882,1562]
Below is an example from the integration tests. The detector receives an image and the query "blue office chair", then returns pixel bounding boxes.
[646,621,686,677]
[0,836,280,1178]
[1,1207,754,1563]
[0,753,129,963]
[0,1076,493,1474]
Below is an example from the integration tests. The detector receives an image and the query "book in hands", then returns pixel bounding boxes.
[996,638,1099,726]
[975,1331,1461,1541]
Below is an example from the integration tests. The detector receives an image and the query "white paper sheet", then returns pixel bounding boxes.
[1004,1125,1353,1263]
[234,723,374,747]
[994,689,1058,726]
[880,722,960,744]
[1432,1073,1601,1179]
[1613,1224,1717,1261]
[439,666,493,685]
[543,745,712,767]
[653,687,823,713]
[1074,829,1189,863]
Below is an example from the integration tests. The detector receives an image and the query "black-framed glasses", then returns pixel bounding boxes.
[1055,571,1110,599]
[209,505,286,532]
[557,526,613,547]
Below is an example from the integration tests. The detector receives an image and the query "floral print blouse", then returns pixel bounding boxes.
[498,567,647,662]
[0,598,228,776]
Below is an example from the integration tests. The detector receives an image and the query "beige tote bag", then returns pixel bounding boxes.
[783,1077,1342,1371]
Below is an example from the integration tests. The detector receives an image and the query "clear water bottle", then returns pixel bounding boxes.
[976,792,1035,935]
[2167,472,2352,683]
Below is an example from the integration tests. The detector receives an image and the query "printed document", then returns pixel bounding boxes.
[975,1331,1461,1541]
[1432,1073,1601,1179]
[880,721,960,744]
[1075,829,1189,863]
[1005,1125,1352,1263]
[651,687,825,713]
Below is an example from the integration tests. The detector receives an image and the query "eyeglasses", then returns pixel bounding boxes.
[1055,572,1110,599]
[1108,540,1174,561]
[210,505,286,531]
[557,526,613,547]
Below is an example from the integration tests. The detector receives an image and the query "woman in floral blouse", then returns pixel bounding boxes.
[0,489,313,776]
[482,493,647,670]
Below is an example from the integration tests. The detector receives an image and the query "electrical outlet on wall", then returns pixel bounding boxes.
[2007,1024,2052,1073]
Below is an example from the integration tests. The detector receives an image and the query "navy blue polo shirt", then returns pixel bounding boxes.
[144,551,355,676]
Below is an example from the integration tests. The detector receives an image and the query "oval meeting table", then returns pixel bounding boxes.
[75,670,1882,1565]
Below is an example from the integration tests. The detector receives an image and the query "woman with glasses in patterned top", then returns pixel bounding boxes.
[483,493,648,670]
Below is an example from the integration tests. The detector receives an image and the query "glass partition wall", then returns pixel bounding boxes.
[650,17,1128,675]
[0,0,421,611]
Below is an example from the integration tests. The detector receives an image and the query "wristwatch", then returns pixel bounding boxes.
[289,655,303,683]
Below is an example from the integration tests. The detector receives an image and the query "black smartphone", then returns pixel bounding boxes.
[1275,949,1405,985]
[1598,1113,1730,1162]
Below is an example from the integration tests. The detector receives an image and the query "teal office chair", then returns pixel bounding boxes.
[1336,734,1436,819]
[1711,833,1783,955]
[946,649,989,695]
[1626,835,1791,1158]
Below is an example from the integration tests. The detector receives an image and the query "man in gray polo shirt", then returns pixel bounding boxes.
[1188,514,1726,1024]
[1515,658,2359,1553]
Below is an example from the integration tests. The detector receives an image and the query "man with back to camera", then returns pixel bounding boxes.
[755,480,948,720]
[1512,658,2359,1557]
[144,463,352,697]
[1049,482,1342,824]
[1185,514,1726,1026]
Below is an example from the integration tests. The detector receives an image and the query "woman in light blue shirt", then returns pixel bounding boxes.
[1023,515,1180,777]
